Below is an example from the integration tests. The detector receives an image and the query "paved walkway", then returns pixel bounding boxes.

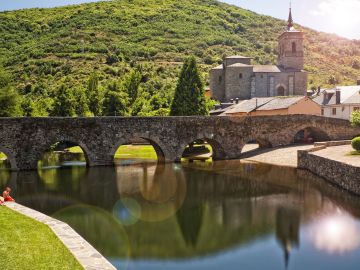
[313,145,360,167]
[242,144,314,168]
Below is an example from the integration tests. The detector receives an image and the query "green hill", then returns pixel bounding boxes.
[1,0,360,116]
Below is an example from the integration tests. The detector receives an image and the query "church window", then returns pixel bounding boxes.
[239,73,243,79]
[292,42,297,53]
[218,76,222,84]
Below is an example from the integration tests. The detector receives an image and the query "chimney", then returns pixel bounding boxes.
[336,90,341,104]
[235,98,239,104]
[230,99,234,104]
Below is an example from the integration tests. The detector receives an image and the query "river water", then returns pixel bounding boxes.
[1,154,360,270]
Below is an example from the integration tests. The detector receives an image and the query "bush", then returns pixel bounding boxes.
[351,111,360,126]
[351,137,360,152]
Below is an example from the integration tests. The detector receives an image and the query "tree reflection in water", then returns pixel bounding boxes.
[1,159,360,269]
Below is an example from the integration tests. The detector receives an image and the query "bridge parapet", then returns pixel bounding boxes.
[0,115,358,170]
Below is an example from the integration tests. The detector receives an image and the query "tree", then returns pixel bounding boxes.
[0,68,21,117]
[51,85,76,116]
[170,57,208,116]
[74,87,90,116]
[122,70,141,105]
[87,72,103,116]
[102,90,129,116]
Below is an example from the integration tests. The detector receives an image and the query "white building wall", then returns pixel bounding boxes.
[322,105,360,120]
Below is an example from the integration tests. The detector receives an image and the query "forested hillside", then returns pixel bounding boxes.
[1,0,360,116]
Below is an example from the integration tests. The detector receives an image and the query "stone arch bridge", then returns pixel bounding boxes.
[0,115,359,171]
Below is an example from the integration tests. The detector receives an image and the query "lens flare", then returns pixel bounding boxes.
[308,212,360,254]
[113,198,141,226]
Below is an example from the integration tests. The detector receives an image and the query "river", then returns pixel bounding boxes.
[1,153,360,270]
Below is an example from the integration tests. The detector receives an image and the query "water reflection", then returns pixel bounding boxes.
[308,211,360,254]
[1,158,360,269]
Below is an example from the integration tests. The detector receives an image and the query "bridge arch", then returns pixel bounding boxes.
[0,145,18,170]
[36,138,90,168]
[293,126,331,144]
[241,137,273,154]
[177,136,227,162]
[110,136,168,164]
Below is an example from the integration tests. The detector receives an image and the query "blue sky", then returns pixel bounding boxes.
[1,0,359,39]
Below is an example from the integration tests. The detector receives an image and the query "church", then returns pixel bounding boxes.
[210,8,307,102]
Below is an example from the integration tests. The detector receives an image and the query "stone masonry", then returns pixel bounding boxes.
[0,115,359,171]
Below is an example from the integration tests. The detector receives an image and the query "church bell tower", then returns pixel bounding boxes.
[278,6,304,70]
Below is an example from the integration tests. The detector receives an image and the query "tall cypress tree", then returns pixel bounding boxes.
[170,57,208,116]
[87,72,103,116]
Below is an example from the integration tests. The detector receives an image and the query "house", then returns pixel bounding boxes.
[209,7,307,102]
[313,85,360,120]
[219,96,321,116]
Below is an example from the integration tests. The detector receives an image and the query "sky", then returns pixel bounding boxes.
[0,0,359,40]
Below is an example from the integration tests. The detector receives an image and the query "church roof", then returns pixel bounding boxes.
[226,55,252,59]
[212,64,223,70]
[253,65,281,73]
[227,63,252,68]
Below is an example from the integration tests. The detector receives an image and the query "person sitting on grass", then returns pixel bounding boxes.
[3,187,15,202]
[0,195,4,205]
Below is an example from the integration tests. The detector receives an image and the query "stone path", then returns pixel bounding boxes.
[5,202,116,270]
[313,145,360,167]
[242,144,314,168]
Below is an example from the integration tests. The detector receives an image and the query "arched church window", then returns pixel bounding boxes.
[218,76,222,84]
[292,42,297,53]
[239,73,243,79]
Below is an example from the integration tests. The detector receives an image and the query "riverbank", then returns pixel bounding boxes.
[0,206,83,269]
[298,141,360,196]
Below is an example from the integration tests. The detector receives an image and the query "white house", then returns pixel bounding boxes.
[313,85,360,120]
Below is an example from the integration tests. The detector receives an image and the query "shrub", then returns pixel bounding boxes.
[351,111,360,127]
[351,137,360,152]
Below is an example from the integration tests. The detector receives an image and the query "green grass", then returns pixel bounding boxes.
[0,206,83,270]
[115,145,157,160]
[0,152,7,160]
[67,146,84,154]
[347,151,360,156]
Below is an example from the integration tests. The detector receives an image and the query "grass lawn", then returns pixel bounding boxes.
[347,151,360,156]
[67,145,158,160]
[114,145,157,160]
[0,206,83,270]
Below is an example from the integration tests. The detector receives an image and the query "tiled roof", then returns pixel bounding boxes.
[226,55,252,59]
[227,63,253,68]
[212,64,223,70]
[313,86,360,105]
[257,96,304,111]
[253,65,281,73]
[224,96,305,114]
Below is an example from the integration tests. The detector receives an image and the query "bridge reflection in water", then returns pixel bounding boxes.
[1,159,360,270]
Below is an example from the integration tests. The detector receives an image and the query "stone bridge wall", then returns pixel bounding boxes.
[0,115,359,170]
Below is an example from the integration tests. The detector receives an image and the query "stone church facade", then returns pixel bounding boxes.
[210,8,307,102]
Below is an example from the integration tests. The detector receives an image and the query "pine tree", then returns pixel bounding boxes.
[170,57,208,116]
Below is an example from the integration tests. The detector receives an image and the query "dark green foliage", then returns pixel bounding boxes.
[171,57,208,116]
[351,137,360,152]
[102,90,129,116]
[0,68,21,117]
[50,85,76,116]
[87,73,103,116]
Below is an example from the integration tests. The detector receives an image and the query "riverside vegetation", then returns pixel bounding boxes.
[1,0,360,117]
